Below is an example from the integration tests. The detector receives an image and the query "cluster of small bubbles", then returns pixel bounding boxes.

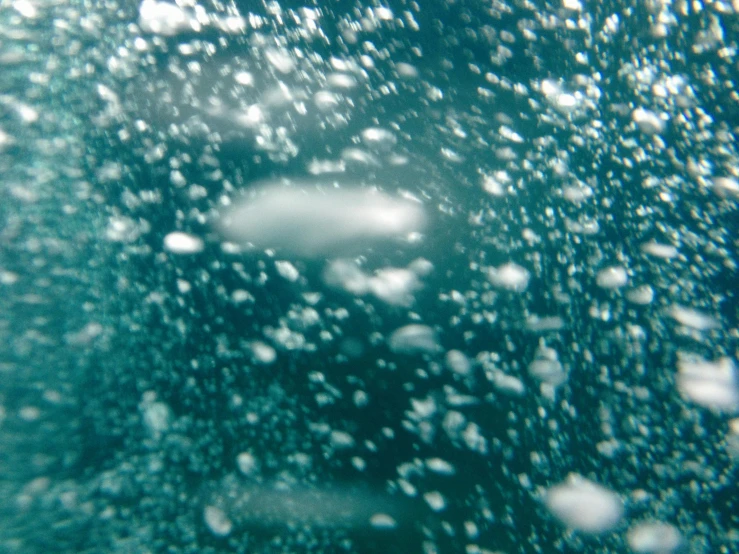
[4,0,739,552]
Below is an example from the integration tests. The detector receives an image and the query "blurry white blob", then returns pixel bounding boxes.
[138,1,195,36]
[395,62,419,79]
[626,285,655,305]
[492,371,526,396]
[233,104,265,128]
[528,343,567,388]
[236,451,258,476]
[482,173,508,196]
[140,394,171,439]
[596,266,628,289]
[562,185,593,203]
[206,481,405,530]
[326,73,358,89]
[669,305,719,330]
[341,147,382,167]
[233,71,254,86]
[360,127,398,151]
[627,522,683,553]
[369,513,397,529]
[106,216,146,243]
[487,262,530,292]
[425,457,456,475]
[260,83,302,109]
[275,260,300,282]
[203,505,233,537]
[163,232,204,254]
[330,430,355,449]
[641,241,679,259]
[307,158,346,175]
[539,79,580,113]
[632,108,666,135]
[445,350,471,375]
[250,341,277,364]
[218,183,425,257]
[677,355,739,412]
[388,324,440,354]
[64,322,104,346]
[424,491,446,512]
[14,0,39,18]
[713,176,739,199]
[323,259,368,295]
[324,258,431,306]
[440,147,465,163]
[566,216,600,235]
[545,474,623,534]
[562,0,582,11]
[525,315,565,332]
[0,128,14,151]
[265,48,295,74]
[726,419,739,461]
[313,90,341,111]
[363,267,419,306]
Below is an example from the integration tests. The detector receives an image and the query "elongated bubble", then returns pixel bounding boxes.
[218,183,426,257]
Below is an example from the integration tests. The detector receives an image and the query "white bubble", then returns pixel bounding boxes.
[251,341,277,364]
[138,0,194,36]
[626,285,654,305]
[562,185,593,203]
[360,127,397,151]
[596,266,628,289]
[313,90,340,111]
[492,371,526,396]
[341,148,381,167]
[307,158,346,175]
[425,458,455,475]
[528,344,567,387]
[677,355,739,412]
[275,260,299,282]
[330,430,355,449]
[231,289,254,304]
[627,522,683,553]
[219,183,425,257]
[632,108,666,135]
[424,491,446,512]
[713,177,739,199]
[203,505,233,537]
[236,452,258,476]
[388,324,439,354]
[265,48,295,74]
[395,62,419,78]
[324,259,370,295]
[545,474,623,534]
[106,216,141,243]
[326,73,357,89]
[373,6,393,20]
[163,232,204,254]
[445,350,471,375]
[525,315,565,332]
[488,262,530,292]
[367,268,420,306]
[324,260,422,306]
[641,241,679,259]
[669,305,719,330]
[369,513,397,529]
[234,71,254,86]
[556,93,578,109]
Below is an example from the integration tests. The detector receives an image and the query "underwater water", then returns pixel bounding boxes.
[1,0,738,552]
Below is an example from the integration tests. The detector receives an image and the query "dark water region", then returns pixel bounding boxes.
[1,0,738,553]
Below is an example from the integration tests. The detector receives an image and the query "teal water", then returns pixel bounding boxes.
[1,0,737,552]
